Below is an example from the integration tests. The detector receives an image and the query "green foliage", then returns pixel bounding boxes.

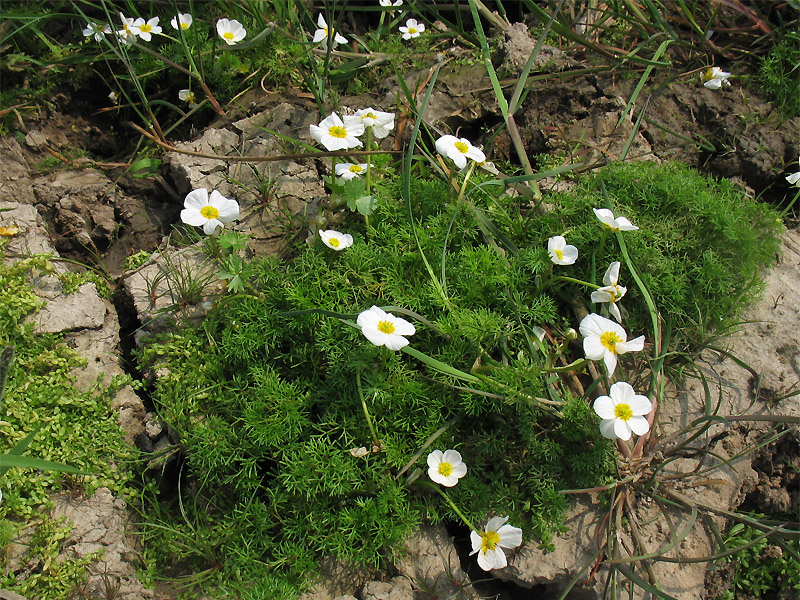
[716,519,800,600]
[522,162,782,348]
[0,257,135,599]
[760,30,800,118]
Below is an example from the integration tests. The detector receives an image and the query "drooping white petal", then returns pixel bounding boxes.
[603,352,618,376]
[202,218,222,235]
[497,523,523,549]
[617,335,645,354]
[608,302,622,323]
[603,262,620,286]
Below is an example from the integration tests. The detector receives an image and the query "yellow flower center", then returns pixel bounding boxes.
[200,206,220,220]
[702,68,714,83]
[614,403,634,421]
[123,24,132,34]
[185,92,196,103]
[481,531,500,552]
[181,21,190,30]
[328,126,348,138]
[553,248,564,260]
[437,462,453,477]
[600,331,623,353]
[224,31,234,41]
[140,23,152,33]
[328,237,341,248]
[454,141,469,154]
[324,26,330,35]
[377,320,395,334]
[365,112,376,120]
[408,27,418,34]
[349,165,363,173]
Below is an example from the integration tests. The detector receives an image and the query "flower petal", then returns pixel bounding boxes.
[583,337,605,361]
[617,335,645,354]
[628,394,652,416]
[603,262,620,286]
[599,419,617,439]
[485,516,508,532]
[628,415,650,436]
[427,450,443,469]
[593,396,616,420]
[469,530,482,555]
[180,208,205,227]
[382,334,409,351]
[613,418,632,441]
[497,524,523,549]
[442,449,462,465]
[603,351,618,376]
[184,188,209,210]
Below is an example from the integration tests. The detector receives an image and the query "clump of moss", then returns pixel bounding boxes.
[760,30,800,119]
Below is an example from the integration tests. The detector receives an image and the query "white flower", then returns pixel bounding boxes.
[313,14,347,48]
[427,449,467,487]
[344,108,395,139]
[310,114,364,151]
[180,189,240,235]
[379,0,403,6]
[83,22,111,42]
[579,313,644,376]
[593,208,638,232]
[786,156,800,186]
[399,18,425,39]
[170,13,193,31]
[178,89,198,108]
[133,16,161,42]
[547,236,578,265]
[117,13,138,45]
[319,229,353,251]
[470,516,523,571]
[357,306,415,351]
[435,135,486,170]
[593,381,652,441]
[702,67,731,89]
[217,18,246,45]
[591,262,627,322]
[335,162,368,181]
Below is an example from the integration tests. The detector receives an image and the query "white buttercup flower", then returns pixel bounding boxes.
[470,516,523,571]
[117,13,138,45]
[310,113,364,151]
[178,89,198,107]
[591,262,627,322]
[786,155,800,186]
[83,22,111,42]
[593,381,652,441]
[313,14,347,48]
[217,18,246,45]
[427,449,467,487]
[579,313,644,376]
[335,162,368,181]
[593,208,638,232]
[399,18,425,39]
[357,306,415,351]
[435,135,486,170]
[344,108,395,139]
[133,16,161,42]
[319,230,353,251]
[170,13,193,31]
[180,189,240,235]
[702,67,731,89]
[547,236,578,265]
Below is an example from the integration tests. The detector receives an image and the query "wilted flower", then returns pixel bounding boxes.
[357,306,415,350]
[547,236,578,266]
[83,22,111,42]
[217,18,246,45]
[180,189,240,235]
[344,108,395,139]
[591,262,627,322]
[470,516,523,571]
[133,16,161,41]
[579,313,644,376]
[117,13,138,45]
[335,162,368,181]
[310,113,364,151]
[435,135,486,170]
[178,89,198,108]
[593,381,652,441]
[170,13,193,31]
[593,208,638,232]
[319,229,353,251]
[313,14,347,48]
[399,18,425,39]
[702,67,731,89]
[786,156,800,186]
[427,449,467,487]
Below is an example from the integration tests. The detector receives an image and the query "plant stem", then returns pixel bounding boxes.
[429,483,477,531]
[356,371,381,450]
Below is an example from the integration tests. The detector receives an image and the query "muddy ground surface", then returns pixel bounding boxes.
[1,20,799,600]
